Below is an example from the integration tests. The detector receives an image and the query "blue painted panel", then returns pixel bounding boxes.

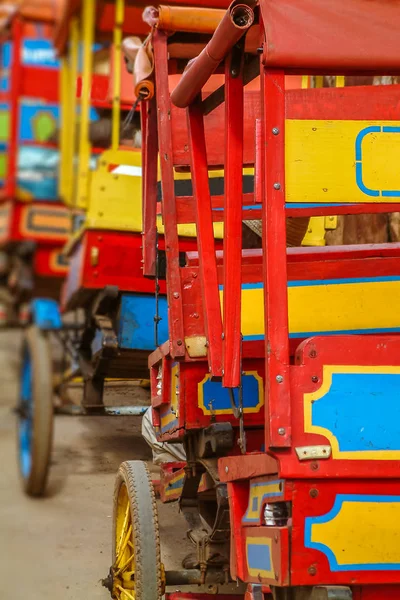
[118,294,168,350]
[312,372,400,452]
[31,298,62,330]
[200,374,262,414]
[247,543,272,572]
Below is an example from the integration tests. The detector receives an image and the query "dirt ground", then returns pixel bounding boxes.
[0,329,190,600]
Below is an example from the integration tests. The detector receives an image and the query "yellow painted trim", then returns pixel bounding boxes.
[244,480,283,523]
[112,0,124,150]
[76,0,95,210]
[309,496,400,568]
[66,18,79,208]
[286,119,400,204]
[237,278,400,339]
[164,470,184,498]
[304,365,400,460]
[59,57,70,202]
[197,370,264,415]
[335,76,345,88]
[246,537,274,579]
[301,216,327,247]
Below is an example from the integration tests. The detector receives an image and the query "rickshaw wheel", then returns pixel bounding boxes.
[17,325,53,497]
[109,461,163,600]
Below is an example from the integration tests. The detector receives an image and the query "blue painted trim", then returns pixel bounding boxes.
[288,275,400,287]
[355,126,381,161]
[243,479,284,523]
[305,494,400,571]
[19,348,32,479]
[244,327,400,342]
[30,298,62,330]
[221,276,400,293]
[355,162,380,197]
[214,204,262,212]
[355,125,400,198]
[286,203,357,208]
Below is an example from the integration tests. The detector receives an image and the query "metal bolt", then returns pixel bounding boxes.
[311,375,319,383]
[272,127,280,135]
[173,292,179,299]
[274,182,281,190]
[309,488,319,498]
[278,427,286,436]
[225,466,229,473]
[308,566,317,576]
[309,350,317,358]
[177,339,183,346]
[221,333,225,340]
[310,462,319,471]
[276,375,283,383]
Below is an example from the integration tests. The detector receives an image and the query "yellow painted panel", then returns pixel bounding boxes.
[85,149,224,237]
[226,278,400,339]
[86,149,143,231]
[286,120,400,203]
[301,216,327,246]
[310,497,400,567]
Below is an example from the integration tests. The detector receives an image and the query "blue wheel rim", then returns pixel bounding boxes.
[18,348,33,479]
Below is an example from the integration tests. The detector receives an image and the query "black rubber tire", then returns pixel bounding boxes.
[18,325,53,496]
[112,461,162,600]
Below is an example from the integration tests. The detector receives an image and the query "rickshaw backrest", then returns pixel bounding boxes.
[170,88,260,168]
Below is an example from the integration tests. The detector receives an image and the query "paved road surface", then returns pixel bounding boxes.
[0,330,188,599]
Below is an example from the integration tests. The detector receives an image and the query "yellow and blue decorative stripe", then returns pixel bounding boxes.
[160,406,178,434]
[304,365,400,460]
[198,371,263,415]
[228,276,400,342]
[246,537,274,579]
[164,470,185,499]
[305,494,400,571]
[159,363,179,434]
[21,206,70,237]
[243,480,284,524]
[286,119,400,204]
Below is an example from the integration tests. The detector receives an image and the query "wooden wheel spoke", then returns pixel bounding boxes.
[116,584,135,600]
[116,524,132,567]
[116,503,130,555]
[115,552,134,576]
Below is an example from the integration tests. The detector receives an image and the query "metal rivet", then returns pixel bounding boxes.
[274,182,281,190]
[278,427,285,436]
[225,466,229,473]
[272,127,280,135]
[309,488,319,498]
[308,566,317,576]
[276,375,283,383]
[173,292,179,299]
[221,333,225,340]
[177,339,183,346]
[311,376,319,383]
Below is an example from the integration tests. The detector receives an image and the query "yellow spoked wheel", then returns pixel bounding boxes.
[106,461,163,600]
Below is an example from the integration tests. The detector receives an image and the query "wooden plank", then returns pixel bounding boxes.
[187,98,223,376]
[262,70,291,448]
